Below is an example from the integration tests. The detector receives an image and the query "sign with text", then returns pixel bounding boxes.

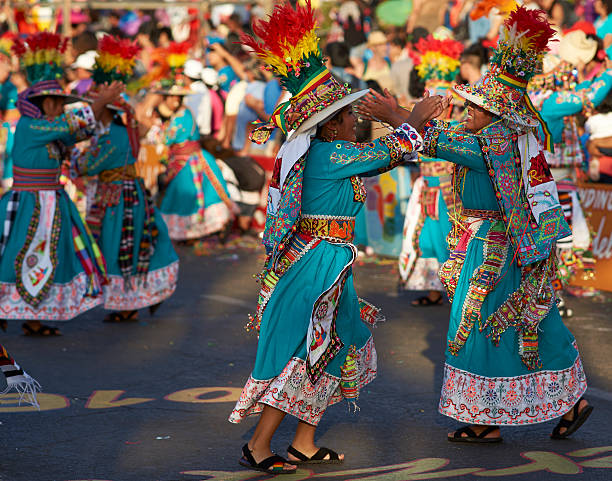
[574,182,612,291]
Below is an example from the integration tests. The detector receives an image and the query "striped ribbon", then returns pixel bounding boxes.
[12,166,61,191]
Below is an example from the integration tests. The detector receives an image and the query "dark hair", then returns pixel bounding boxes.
[409,27,429,45]
[586,33,606,63]
[408,69,425,98]
[596,90,612,114]
[72,31,97,57]
[461,42,489,68]
[325,42,350,68]
[137,20,156,38]
[390,36,406,49]
[153,27,174,46]
[603,0,612,15]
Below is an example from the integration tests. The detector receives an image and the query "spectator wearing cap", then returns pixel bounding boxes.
[183,59,213,137]
[69,50,97,96]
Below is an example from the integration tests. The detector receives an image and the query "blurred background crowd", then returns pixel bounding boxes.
[0,0,611,233]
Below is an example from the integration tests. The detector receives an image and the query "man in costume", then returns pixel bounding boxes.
[399,34,463,306]
[415,7,591,441]
[0,32,122,336]
[228,1,445,473]
[72,35,179,323]
[528,32,612,314]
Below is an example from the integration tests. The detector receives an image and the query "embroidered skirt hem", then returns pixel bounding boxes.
[103,260,179,310]
[0,271,103,321]
[228,336,377,426]
[162,203,231,240]
[404,257,444,291]
[438,350,587,425]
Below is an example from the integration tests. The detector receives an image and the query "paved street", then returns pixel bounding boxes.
[1,241,611,481]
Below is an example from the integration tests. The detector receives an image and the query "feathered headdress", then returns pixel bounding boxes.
[241,0,366,144]
[414,35,463,82]
[454,6,555,148]
[93,35,141,85]
[12,32,68,86]
[154,41,192,95]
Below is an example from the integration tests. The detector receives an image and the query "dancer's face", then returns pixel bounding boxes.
[41,96,65,118]
[464,100,495,132]
[325,106,357,142]
[164,95,182,113]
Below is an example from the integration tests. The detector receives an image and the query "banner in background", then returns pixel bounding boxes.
[573,182,612,292]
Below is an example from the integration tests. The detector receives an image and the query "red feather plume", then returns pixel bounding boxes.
[505,6,555,52]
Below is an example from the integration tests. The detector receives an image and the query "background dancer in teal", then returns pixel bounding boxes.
[395,7,591,442]
[72,35,179,323]
[0,32,123,336]
[228,2,445,474]
[399,35,463,306]
[155,42,235,242]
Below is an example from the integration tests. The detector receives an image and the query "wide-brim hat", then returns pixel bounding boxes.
[28,88,86,105]
[288,89,368,141]
[559,30,597,66]
[453,71,539,128]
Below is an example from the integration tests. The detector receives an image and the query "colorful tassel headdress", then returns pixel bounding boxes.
[93,35,141,85]
[454,6,555,148]
[241,0,368,144]
[414,35,463,99]
[153,41,192,96]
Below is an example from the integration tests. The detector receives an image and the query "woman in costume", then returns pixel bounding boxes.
[386,7,592,442]
[72,36,179,323]
[228,2,444,473]
[527,37,612,314]
[399,35,463,306]
[156,42,235,242]
[0,32,123,336]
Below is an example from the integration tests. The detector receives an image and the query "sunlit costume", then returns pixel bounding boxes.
[399,35,463,296]
[229,2,423,426]
[528,52,612,308]
[156,42,235,241]
[0,33,105,325]
[421,8,588,427]
[72,36,178,319]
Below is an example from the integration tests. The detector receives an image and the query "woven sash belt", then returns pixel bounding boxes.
[298,214,356,243]
[12,166,61,191]
[462,208,503,221]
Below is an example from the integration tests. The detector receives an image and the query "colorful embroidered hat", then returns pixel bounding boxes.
[454,6,555,139]
[414,35,463,97]
[241,0,367,144]
[153,41,193,96]
[13,32,84,103]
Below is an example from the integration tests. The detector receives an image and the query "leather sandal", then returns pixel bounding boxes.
[287,445,343,464]
[448,425,502,443]
[238,443,296,474]
[22,322,61,337]
[551,397,593,439]
[103,311,139,323]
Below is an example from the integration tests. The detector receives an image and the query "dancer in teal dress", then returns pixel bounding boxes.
[153,42,235,241]
[413,7,591,441]
[528,53,612,314]
[229,2,444,473]
[399,35,463,305]
[72,35,179,322]
[159,102,235,240]
[0,32,123,336]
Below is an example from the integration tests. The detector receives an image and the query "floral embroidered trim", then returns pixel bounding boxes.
[298,215,356,243]
[103,261,178,310]
[162,203,232,240]
[439,350,587,425]
[0,271,103,320]
[330,144,388,165]
[448,221,509,356]
[350,176,367,203]
[228,336,377,426]
[14,192,60,307]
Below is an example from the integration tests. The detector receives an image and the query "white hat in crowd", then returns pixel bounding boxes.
[71,50,98,71]
[201,67,219,86]
[184,59,204,80]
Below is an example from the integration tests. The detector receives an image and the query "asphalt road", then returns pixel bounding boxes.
[1,241,611,481]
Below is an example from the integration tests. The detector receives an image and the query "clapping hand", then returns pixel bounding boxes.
[356,89,405,128]
[407,91,450,131]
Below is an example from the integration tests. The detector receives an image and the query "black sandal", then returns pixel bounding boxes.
[103,311,139,323]
[238,444,296,474]
[287,445,343,464]
[22,322,61,337]
[551,397,593,439]
[411,295,443,307]
[448,426,502,443]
